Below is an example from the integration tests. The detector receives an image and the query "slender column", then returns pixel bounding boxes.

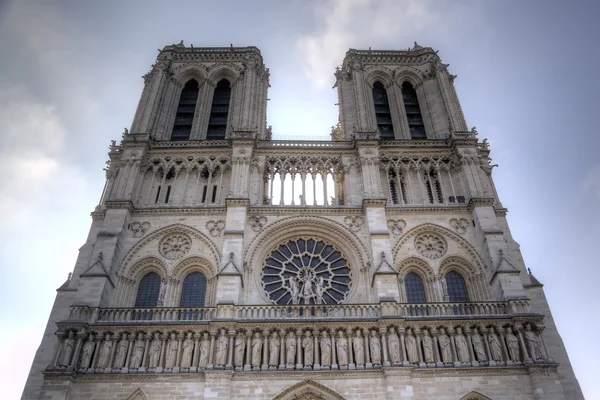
[416,168,426,204]
[108,334,119,369]
[279,172,285,205]
[158,168,168,204]
[68,332,86,371]
[245,333,252,370]
[312,173,317,206]
[330,329,338,369]
[517,327,533,363]
[323,172,328,206]
[207,332,216,369]
[415,329,424,366]
[296,329,303,369]
[180,169,190,205]
[499,328,510,362]
[403,166,414,204]
[449,330,459,366]
[216,168,224,204]
[279,330,285,369]
[159,334,168,370]
[363,329,372,368]
[331,170,338,205]
[482,329,493,362]
[49,331,65,370]
[466,328,476,366]
[291,173,296,205]
[396,168,405,205]
[538,329,551,361]
[205,170,213,205]
[175,333,184,370]
[193,169,201,205]
[191,333,201,371]
[380,328,390,367]
[301,173,307,205]
[145,170,156,205]
[313,330,320,370]
[269,171,274,205]
[91,335,103,370]
[261,330,269,370]
[399,329,408,366]
[432,329,441,365]
[141,334,151,370]
[346,329,355,369]
[124,335,134,371]
[447,168,457,203]
[226,330,235,370]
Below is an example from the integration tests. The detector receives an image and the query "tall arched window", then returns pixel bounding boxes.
[372,81,394,139]
[206,79,231,140]
[171,80,199,141]
[179,272,207,307]
[401,82,426,139]
[405,273,427,303]
[134,272,161,307]
[445,271,469,302]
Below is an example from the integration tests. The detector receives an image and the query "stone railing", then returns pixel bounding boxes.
[257,140,353,148]
[67,300,530,325]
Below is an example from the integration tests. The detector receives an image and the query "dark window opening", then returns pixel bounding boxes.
[180,272,207,307]
[446,271,469,302]
[400,181,408,204]
[448,196,466,204]
[135,272,161,307]
[402,82,426,139]
[165,185,172,203]
[211,185,217,203]
[201,185,208,203]
[425,180,434,204]
[372,81,394,139]
[171,80,199,141]
[405,273,427,303]
[389,180,399,204]
[155,186,161,203]
[206,79,231,140]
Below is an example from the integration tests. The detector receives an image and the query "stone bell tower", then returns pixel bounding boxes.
[23,42,582,400]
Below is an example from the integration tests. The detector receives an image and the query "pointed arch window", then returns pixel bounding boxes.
[206,79,231,140]
[405,273,427,303]
[179,272,207,307]
[134,272,161,307]
[372,81,394,139]
[401,82,426,139]
[171,79,199,141]
[445,271,469,302]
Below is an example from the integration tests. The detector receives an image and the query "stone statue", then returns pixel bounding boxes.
[234,332,246,368]
[268,332,280,366]
[488,327,503,361]
[148,333,161,368]
[158,279,167,305]
[506,327,520,361]
[80,335,95,369]
[302,331,313,366]
[315,277,326,305]
[422,330,434,363]
[387,327,401,364]
[60,331,75,367]
[97,334,113,369]
[251,332,263,367]
[199,333,210,368]
[301,277,315,304]
[165,333,178,368]
[181,332,194,368]
[471,328,487,362]
[438,328,452,363]
[114,334,129,368]
[405,329,418,364]
[288,278,300,305]
[369,330,382,365]
[285,332,296,365]
[129,333,145,369]
[215,329,228,366]
[524,324,543,360]
[455,327,470,363]
[336,331,348,367]
[353,330,365,365]
[320,331,332,367]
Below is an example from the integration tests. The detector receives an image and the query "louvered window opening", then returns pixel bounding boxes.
[171,80,199,141]
[206,79,231,140]
[402,82,426,139]
[372,81,394,139]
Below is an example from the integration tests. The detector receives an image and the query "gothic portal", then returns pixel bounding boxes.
[22,42,583,400]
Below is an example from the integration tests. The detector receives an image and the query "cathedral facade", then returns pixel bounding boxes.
[23,43,583,400]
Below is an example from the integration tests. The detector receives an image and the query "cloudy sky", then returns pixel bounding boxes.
[0,0,598,398]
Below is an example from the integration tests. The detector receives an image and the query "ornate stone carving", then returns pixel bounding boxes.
[455,327,470,363]
[251,332,263,368]
[269,332,280,367]
[165,333,178,368]
[524,324,543,361]
[159,233,192,260]
[130,333,145,369]
[206,220,225,237]
[249,215,268,232]
[450,218,470,234]
[405,329,418,364]
[343,215,364,232]
[387,219,406,235]
[215,329,228,366]
[181,332,194,368]
[198,333,210,369]
[130,221,151,238]
[234,332,246,368]
[320,331,332,367]
[414,233,447,259]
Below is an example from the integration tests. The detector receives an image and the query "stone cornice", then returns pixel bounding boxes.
[362,198,387,210]
[132,207,227,217]
[104,200,134,211]
[468,197,496,210]
[248,206,363,216]
[226,198,251,208]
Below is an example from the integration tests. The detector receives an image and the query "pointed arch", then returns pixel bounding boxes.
[460,391,493,400]
[127,256,168,281]
[273,380,346,400]
[125,388,149,400]
[173,65,207,86]
[207,63,242,85]
[171,256,217,307]
[364,66,394,88]
[394,67,424,88]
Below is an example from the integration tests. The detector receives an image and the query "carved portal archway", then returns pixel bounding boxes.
[273,380,346,400]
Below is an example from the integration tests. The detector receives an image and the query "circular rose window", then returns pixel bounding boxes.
[261,238,352,305]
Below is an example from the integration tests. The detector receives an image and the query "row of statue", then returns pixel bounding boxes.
[50,323,548,373]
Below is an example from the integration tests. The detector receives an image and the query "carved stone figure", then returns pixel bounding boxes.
[97,334,113,369]
[215,329,228,366]
[336,331,348,367]
[488,327,503,361]
[288,278,300,305]
[234,332,246,368]
[129,333,145,369]
[60,331,75,367]
[506,327,520,361]
[157,279,167,305]
[353,330,365,365]
[369,330,382,365]
[301,277,315,304]
[165,333,178,368]
[269,331,280,366]
[438,328,452,363]
[114,334,129,368]
[315,277,326,305]
[199,333,210,368]
[80,335,95,369]
[148,333,161,368]
[251,332,263,367]
[471,328,487,361]
[405,329,418,364]
[302,331,313,366]
[524,324,543,360]
[181,332,194,368]
[320,331,332,367]
[285,332,296,365]
[455,327,470,363]
[387,327,401,364]
[422,330,434,363]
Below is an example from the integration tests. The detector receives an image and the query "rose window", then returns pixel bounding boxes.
[159,233,192,260]
[414,233,447,259]
[261,238,352,305]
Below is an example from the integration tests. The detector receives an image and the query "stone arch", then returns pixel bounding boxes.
[207,63,241,86]
[245,216,371,304]
[439,255,489,301]
[394,67,425,88]
[127,256,168,281]
[460,391,493,400]
[273,380,346,400]
[171,256,217,307]
[364,66,395,88]
[396,257,437,302]
[125,388,149,400]
[173,64,207,87]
